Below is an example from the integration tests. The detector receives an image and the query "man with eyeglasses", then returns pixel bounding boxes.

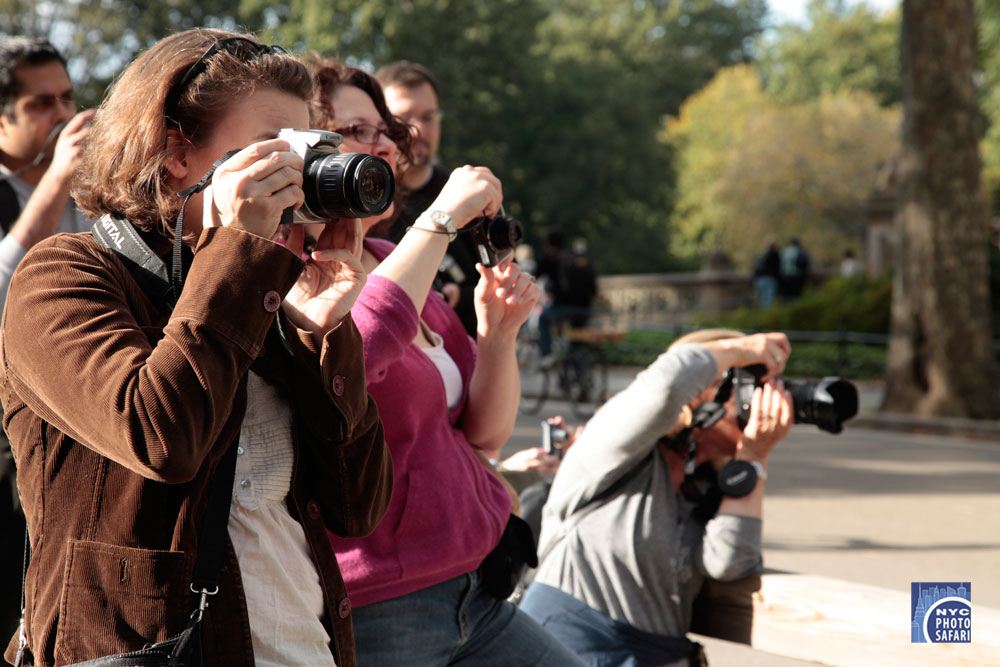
[0,35,93,647]
[0,37,94,312]
[376,60,482,336]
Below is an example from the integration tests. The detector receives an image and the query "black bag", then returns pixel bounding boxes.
[54,615,201,667]
[478,514,538,600]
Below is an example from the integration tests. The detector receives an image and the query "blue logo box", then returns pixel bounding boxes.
[911,582,972,643]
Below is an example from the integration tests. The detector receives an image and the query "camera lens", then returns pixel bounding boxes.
[299,152,395,221]
[487,216,524,251]
[787,378,858,434]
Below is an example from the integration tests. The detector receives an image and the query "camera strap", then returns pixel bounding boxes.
[92,215,177,311]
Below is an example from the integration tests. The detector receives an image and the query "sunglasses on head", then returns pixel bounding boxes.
[164,37,287,122]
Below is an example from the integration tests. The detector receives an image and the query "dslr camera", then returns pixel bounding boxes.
[467,207,524,267]
[729,364,858,434]
[540,421,568,459]
[277,128,395,222]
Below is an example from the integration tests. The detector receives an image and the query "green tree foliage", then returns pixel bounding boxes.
[977,0,1000,209]
[0,0,249,107]
[4,0,766,274]
[665,65,899,268]
[758,0,900,106]
[253,0,767,274]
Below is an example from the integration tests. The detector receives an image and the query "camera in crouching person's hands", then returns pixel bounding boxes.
[468,206,523,267]
[729,364,858,434]
[540,421,567,459]
[277,128,395,223]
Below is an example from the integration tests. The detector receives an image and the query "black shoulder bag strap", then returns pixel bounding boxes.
[14,216,239,666]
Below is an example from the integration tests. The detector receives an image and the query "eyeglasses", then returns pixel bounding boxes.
[404,109,444,125]
[333,123,391,146]
[22,90,75,113]
[164,37,288,121]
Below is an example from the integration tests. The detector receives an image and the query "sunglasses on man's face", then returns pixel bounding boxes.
[164,37,288,121]
[22,90,75,114]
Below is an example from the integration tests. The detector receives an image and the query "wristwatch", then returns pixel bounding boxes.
[717,459,766,498]
[414,209,457,241]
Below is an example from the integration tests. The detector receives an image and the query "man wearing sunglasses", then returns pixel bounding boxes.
[0,35,93,647]
[0,37,94,312]
[376,60,483,337]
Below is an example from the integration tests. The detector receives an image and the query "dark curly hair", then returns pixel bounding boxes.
[0,37,67,118]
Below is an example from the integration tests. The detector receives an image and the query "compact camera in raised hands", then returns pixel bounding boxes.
[278,128,395,222]
[467,207,524,267]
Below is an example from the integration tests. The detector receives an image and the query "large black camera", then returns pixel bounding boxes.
[467,209,523,267]
[729,364,858,434]
[278,128,394,222]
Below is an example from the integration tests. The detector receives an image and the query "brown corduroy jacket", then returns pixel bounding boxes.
[0,225,392,667]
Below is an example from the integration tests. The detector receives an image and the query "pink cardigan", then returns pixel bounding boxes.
[329,238,512,607]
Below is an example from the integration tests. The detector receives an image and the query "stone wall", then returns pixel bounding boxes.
[594,270,755,326]
[593,269,833,326]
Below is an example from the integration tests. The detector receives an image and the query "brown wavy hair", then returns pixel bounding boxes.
[305,56,412,234]
[74,29,312,234]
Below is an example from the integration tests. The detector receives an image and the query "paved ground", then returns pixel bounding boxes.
[502,367,1000,665]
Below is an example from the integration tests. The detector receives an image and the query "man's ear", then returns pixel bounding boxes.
[163,128,190,183]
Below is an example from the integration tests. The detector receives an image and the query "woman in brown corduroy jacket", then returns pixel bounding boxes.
[0,29,392,667]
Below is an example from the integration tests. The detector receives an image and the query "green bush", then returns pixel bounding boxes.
[697,274,892,334]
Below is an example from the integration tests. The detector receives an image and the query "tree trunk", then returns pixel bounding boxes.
[883,0,1000,418]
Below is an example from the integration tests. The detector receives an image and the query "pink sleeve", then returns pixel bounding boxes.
[351,274,419,383]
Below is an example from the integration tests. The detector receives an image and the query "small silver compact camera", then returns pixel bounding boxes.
[540,421,568,459]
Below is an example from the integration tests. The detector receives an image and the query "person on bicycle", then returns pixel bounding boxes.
[535,228,597,364]
[519,329,793,666]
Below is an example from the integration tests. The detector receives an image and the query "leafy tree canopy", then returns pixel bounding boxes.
[666,64,899,269]
[757,0,900,106]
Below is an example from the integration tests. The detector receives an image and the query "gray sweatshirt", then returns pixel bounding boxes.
[532,343,762,638]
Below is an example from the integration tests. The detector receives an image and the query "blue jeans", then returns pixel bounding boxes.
[520,583,703,667]
[351,571,587,666]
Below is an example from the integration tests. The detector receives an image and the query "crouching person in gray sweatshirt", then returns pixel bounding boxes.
[520,329,793,667]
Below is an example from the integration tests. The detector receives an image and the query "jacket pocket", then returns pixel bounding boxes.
[54,540,193,664]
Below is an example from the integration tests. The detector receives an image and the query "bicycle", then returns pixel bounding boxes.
[517,321,623,420]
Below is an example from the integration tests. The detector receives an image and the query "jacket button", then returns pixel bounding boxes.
[331,375,345,396]
[263,290,282,312]
[307,500,321,519]
[338,597,351,619]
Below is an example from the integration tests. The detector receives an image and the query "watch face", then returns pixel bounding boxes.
[430,210,450,225]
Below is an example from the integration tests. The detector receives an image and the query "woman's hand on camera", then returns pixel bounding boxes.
[427,166,503,229]
[203,138,304,240]
[281,219,366,345]
[739,380,793,461]
[474,258,539,340]
[703,332,791,381]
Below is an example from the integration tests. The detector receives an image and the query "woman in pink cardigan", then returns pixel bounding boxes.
[306,60,586,666]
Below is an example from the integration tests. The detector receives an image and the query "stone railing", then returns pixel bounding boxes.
[593,270,756,326]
